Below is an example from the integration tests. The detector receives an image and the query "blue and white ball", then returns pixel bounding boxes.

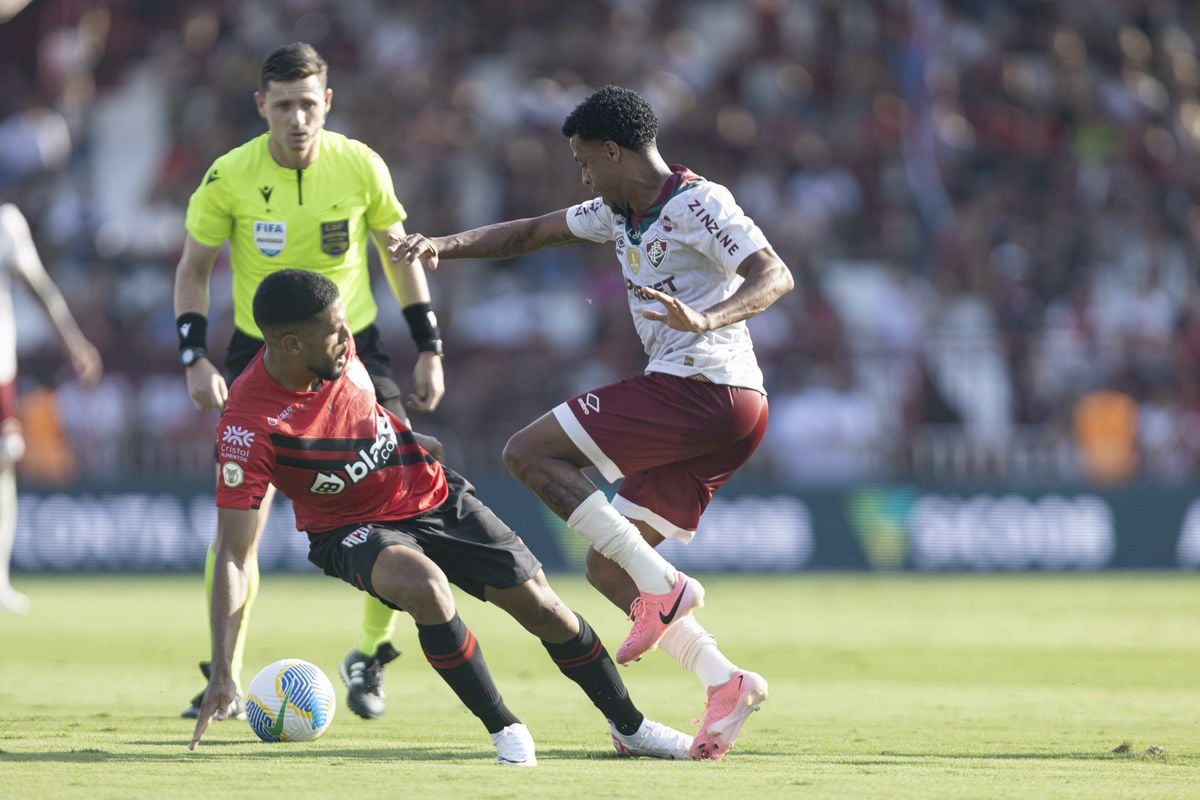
[245,659,336,742]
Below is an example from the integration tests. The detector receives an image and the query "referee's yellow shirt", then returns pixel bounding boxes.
[185,130,406,338]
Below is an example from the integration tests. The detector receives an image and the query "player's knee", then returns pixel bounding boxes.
[501,430,533,481]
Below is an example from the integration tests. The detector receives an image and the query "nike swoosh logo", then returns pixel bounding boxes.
[658,579,688,625]
[269,691,289,739]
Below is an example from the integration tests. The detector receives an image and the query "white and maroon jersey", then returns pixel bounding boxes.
[0,204,29,384]
[565,166,770,393]
[216,337,448,534]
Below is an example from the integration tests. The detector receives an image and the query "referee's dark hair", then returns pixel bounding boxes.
[562,85,658,152]
[253,269,339,332]
[260,42,328,92]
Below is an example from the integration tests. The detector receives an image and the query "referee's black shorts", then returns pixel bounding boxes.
[225,324,405,417]
[306,468,543,609]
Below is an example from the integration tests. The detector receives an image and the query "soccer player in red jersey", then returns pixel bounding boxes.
[390,86,794,759]
[187,269,693,765]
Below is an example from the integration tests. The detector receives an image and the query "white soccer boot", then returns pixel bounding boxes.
[490,722,537,766]
[609,717,694,759]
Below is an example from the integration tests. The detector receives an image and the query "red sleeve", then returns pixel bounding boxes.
[214,414,275,510]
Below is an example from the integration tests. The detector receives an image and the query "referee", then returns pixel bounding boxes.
[172,42,444,722]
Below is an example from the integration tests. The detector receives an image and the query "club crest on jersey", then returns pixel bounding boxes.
[253,221,286,257]
[627,247,642,276]
[320,219,349,256]
[645,236,669,270]
[310,472,346,495]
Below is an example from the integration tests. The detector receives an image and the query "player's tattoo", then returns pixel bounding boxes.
[541,230,584,247]
[488,231,526,259]
[538,472,598,520]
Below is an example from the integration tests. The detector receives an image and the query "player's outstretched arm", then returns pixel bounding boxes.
[189,507,257,750]
[642,245,795,332]
[388,209,584,268]
[373,224,445,414]
[174,235,228,411]
[0,204,103,386]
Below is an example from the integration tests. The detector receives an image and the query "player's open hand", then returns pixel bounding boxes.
[68,338,103,387]
[186,358,229,411]
[188,674,237,751]
[639,287,712,332]
[408,351,444,412]
[389,233,441,270]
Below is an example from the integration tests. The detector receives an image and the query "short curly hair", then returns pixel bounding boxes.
[254,269,339,332]
[562,86,658,151]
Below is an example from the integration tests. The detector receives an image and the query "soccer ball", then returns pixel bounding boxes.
[244,658,336,742]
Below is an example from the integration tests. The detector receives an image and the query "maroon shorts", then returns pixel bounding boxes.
[552,372,768,541]
[0,381,17,424]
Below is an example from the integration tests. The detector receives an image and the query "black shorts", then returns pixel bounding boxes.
[225,325,405,417]
[306,468,543,610]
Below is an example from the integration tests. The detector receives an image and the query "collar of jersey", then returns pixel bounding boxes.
[621,164,704,244]
[260,130,326,172]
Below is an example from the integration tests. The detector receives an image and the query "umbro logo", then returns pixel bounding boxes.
[260,185,273,204]
[206,170,220,184]
[179,322,191,337]
[576,393,601,416]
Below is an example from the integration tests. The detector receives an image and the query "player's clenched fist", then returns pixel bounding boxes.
[388,233,441,270]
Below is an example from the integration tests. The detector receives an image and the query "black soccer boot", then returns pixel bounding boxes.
[339,643,401,720]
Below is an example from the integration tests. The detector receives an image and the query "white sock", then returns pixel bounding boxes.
[0,464,16,588]
[567,491,673,594]
[658,616,737,688]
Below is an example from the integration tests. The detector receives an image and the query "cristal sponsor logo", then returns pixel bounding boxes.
[576,393,600,416]
[309,472,345,495]
[340,526,370,548]
[219,445,250,462]
[222,426,255,447]
[221,462,244,488]
[343,413,398,484]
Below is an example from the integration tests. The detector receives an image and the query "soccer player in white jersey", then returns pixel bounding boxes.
[0,204,102,613]
[390,85,794,760]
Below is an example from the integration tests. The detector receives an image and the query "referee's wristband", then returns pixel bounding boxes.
[176,312,208,351]
[402,303,443,356]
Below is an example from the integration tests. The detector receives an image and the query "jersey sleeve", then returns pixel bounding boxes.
[677,183,770,274]
[362,146,407,231]
[565,197,615,243]
[214,414,275,511]
[185,158,234,247]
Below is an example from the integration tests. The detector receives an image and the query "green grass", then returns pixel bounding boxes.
[0,573,1198,798]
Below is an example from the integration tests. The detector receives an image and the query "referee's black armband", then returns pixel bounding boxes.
[402,302,443,356]
[176,312,208,350]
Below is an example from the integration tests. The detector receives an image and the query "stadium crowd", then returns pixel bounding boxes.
[4,0,1200,486]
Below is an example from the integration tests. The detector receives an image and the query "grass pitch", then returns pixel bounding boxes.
[0,573,1197,798]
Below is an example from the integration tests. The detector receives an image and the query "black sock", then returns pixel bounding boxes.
[417,614,520,734]
[542,613,644,736]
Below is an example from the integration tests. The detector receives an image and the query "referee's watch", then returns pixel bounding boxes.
[180,346,207,368]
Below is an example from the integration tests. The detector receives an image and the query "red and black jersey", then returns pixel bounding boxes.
[215,338,448,533]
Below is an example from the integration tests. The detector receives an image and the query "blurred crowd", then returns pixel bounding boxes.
[5,0,1200,487]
